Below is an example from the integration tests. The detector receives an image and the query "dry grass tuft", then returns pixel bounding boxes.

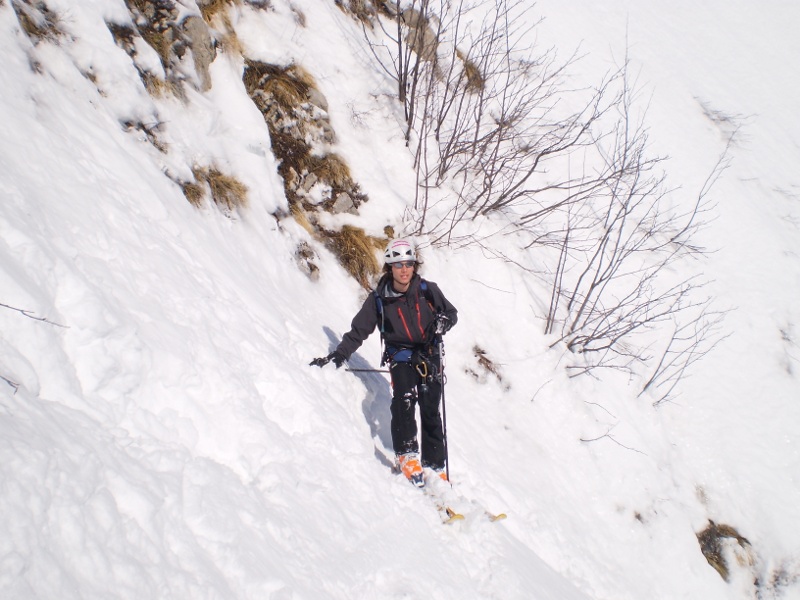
[13,0,64,44]
[216,29,243,55]
[206,168,249,212]
[200,0,235,23]
[107,21,179,98]
[243,61,317,113]
[107,21,137,54]
[200,0,243,54]
[141,71,180,97]
[325,226,384,289]
[309,153,352,192]
[289,202,315,235]
[182,181,205,207]
[697,521,753,582]
[457,49,485,92]
[189,166,249,212]
[334,0,378,26]
[123,0,180,67]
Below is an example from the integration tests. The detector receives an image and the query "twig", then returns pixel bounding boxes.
[0,302,67,328]
[580,428,646,455]
[1,374,19,394]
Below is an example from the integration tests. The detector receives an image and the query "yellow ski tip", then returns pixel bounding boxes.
[443,507,465,524]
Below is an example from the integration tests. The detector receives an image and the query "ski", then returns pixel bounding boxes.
[422,473,507,525]
[394,464,506,524]
[438,505,466,524]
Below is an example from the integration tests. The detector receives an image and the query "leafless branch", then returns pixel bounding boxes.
[1,302,67,328]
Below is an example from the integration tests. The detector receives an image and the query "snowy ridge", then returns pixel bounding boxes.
[2,1,800,599]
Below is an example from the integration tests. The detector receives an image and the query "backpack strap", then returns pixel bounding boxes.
[374,290,388,365]
[374,290,385,333]
[419,280,436,311]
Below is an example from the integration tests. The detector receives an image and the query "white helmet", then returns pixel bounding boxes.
[383,238,417,264]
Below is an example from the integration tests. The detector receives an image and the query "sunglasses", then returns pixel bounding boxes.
[391,261,416,269]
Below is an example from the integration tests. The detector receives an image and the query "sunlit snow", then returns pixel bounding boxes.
[1,1,799,599]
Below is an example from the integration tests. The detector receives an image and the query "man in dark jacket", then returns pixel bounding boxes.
[311,238,458,488]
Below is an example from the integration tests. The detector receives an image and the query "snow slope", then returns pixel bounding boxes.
[1,0,799,599]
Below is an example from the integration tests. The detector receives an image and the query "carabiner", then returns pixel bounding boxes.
[415,360,428,379]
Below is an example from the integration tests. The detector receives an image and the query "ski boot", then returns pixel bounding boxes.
[397,453,425,488]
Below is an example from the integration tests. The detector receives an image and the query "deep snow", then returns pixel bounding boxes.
[1,1,799,599]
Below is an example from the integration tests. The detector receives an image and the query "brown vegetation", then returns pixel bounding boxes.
[697,521,753,581]
[12,0,64,44]
[185,166,249,213]
[243,59,382,287]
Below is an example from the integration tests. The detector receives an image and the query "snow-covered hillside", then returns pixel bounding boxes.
[1,1,799,599]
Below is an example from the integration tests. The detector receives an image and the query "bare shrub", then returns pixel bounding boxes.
[365,0,724,399]
[538,62,729,402]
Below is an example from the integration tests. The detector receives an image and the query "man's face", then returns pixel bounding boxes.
[391,261,415,288]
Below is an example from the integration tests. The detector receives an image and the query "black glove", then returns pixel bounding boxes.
[435,314,453,335]
[330,351,345,368]
[309,351,346,368]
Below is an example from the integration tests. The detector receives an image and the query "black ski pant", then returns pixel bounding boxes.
[389,360,445,470]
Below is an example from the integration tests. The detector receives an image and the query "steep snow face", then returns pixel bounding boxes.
[1,1,799,599]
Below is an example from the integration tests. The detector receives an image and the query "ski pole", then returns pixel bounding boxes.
[438,334,450,482]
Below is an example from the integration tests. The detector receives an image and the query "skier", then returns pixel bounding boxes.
[310,238,458,488]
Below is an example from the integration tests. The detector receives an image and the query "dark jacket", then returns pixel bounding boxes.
[336,274,458,360]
